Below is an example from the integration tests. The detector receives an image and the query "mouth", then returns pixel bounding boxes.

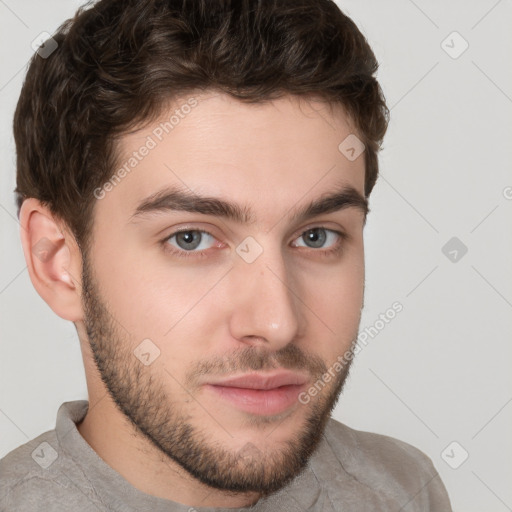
[204,370,309,416]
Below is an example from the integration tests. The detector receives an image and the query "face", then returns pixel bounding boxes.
[81,92,366,494]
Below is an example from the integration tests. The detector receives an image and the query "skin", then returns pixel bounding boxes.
[19,92,366,508]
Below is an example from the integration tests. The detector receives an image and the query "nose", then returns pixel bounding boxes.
[228,248,302,350]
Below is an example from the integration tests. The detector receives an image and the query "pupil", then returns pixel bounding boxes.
[305,228,325,248]
[178,231,200,249]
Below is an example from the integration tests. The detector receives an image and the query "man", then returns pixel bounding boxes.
[0,0,452,510]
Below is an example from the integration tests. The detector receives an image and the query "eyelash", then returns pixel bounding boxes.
[159,227,348,260]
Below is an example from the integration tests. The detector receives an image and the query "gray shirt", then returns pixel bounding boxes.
[0,400,452,511]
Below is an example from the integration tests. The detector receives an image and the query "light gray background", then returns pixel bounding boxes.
[1,1,511,510]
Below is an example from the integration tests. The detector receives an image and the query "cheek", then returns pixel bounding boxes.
[90,221,364,367]
[95,253,229,354]
[297,252,364,358]
[309,270,363,324]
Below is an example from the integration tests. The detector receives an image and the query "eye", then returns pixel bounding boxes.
[292,227,343,250]
[161,226,346,260]
[165,229,217,253]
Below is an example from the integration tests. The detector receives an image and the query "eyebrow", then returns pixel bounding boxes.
[129,184,368,225]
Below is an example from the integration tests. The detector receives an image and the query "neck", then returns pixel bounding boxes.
[76,392,261,508]
[75,330,260,509]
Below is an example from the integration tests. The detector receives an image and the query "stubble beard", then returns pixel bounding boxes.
[80,252,356,495]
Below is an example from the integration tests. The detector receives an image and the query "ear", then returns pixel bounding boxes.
[19,198,84,322]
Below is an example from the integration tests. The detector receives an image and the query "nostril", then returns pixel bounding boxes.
[244,335,268,344]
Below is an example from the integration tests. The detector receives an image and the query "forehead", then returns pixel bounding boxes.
[97,92,365,226]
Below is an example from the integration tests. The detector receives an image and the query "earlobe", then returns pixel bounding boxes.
[19,198,84,322]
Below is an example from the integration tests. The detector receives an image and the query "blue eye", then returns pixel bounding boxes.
[161,226,346,260]
[165,230,216,253]
[293,227,340,249]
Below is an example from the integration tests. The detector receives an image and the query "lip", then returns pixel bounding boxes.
[204,370,309,416]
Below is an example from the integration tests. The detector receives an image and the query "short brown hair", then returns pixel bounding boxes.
[14,0,389,255]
